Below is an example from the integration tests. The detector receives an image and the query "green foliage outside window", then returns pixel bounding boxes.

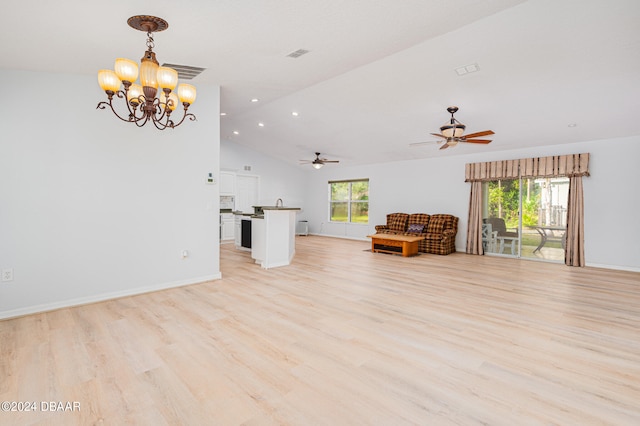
[330,180,369,223]
[486,179,539,227]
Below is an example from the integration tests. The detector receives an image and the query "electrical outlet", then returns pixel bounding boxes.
[2,268,13,282]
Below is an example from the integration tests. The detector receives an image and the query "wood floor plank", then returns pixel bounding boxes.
[1,236,640,425]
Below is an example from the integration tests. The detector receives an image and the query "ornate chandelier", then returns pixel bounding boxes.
[97,16,197,130]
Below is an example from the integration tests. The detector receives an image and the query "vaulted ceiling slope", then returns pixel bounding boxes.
[2,0,639,166]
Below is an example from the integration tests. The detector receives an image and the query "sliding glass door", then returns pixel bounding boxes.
[482,179,521,257]
[524,177,569,261]
[482,177,569,262]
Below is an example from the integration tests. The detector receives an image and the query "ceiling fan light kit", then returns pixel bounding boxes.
[96,15,197,130]
[440,106,466,138]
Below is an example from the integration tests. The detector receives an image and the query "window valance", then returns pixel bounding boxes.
[465,153,590,182]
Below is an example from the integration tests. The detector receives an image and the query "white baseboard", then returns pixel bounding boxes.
[0,273,222,321]
[585,263,640,273]
[308,233,368,241]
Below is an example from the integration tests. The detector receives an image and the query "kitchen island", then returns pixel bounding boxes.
[251,206,301,269]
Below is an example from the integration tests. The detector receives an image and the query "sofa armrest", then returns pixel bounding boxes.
[443,229,457,238]
[375,225,389,232]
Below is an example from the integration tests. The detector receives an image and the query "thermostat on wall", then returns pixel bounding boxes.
[206,173,215,185]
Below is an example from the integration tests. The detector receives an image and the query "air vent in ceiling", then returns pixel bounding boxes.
[162,63,206,80]
[286,49,310,58]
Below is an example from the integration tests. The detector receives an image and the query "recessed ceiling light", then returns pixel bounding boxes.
[251,98,259,103]
[258,122,265,127]
[220,112,226,116]
[568,123,577,127]
[292,111,299,117]
[233,130,239,135]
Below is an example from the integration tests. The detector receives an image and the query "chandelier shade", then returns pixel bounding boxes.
[139,55,159,89]
[98,70,121,93]
[177,84,197,105]
[114,58,138,82]
[160,91,179,111]
[126,84,144,105]
[158,66,178,90]
[96,15,197,130]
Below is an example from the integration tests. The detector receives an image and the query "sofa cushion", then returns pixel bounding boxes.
[408,213,430,227]
[407,223,425,233]
[426,217,446,234]
[387,213,409,232]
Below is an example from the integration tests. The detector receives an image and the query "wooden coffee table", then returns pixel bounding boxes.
[367,234,423,257]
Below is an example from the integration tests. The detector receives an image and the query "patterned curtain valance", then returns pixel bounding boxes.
[465,159,520,181]
[465,153,590,182]
[519,153,590,178]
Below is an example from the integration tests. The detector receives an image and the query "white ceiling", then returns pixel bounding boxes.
[2,0,639,166]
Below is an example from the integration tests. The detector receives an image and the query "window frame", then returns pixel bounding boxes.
[328,179,369,224]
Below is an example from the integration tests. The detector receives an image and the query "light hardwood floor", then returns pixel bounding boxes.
[1,236,640,425]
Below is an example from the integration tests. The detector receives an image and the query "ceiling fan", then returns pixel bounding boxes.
[413,106,495,150]
[299,152,339,169]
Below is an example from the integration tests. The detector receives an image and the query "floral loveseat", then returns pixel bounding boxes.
[374,213,458,255]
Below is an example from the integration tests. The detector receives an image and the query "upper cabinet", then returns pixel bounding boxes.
[220,171,236,195]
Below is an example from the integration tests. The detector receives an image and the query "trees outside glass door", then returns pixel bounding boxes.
[482,177,569,262]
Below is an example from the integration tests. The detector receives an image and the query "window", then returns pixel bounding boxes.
[329,179,369,223]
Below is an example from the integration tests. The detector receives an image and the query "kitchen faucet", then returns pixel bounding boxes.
[276,198,283,207]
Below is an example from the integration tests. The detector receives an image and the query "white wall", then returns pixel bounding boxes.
[0,70,221,319]
[304,136,640,271]
[220,139,309,213]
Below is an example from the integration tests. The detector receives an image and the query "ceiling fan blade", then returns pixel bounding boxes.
[462,139,492,144]
[299,160,313,164]
[463,130,494,139]
[430,133,448,139]
[439,143,450,150]
[322,160,339,163]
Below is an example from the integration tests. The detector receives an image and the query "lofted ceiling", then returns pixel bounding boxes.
[2,0,639,167]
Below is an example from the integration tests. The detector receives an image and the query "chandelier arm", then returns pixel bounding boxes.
[133,113,152,128]
[97,98,138,123]
[169,106,197,128]
[151,117,170,130]
[153,104,169,123]
[120,86,143,122]
[128,106,147,123]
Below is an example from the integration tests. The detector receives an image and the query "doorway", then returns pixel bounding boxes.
[482,177,569,262]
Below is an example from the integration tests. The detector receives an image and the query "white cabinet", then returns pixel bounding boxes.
[251,208,299,269]
[220,171,236,195]
[251,217,265,263]
[221,213,235,240]
[236,174,259,213]
[234,215,242,248]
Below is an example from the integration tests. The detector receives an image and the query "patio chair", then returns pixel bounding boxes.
[483,217,519,255]
[482,223,498,253]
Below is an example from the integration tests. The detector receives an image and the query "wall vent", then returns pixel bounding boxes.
[286,49,310,58]
[162,63,206,80]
